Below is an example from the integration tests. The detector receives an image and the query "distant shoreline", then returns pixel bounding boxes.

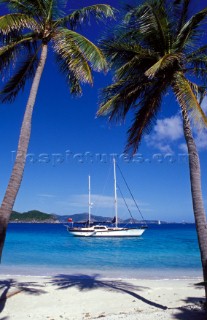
[9,220,61,224]
[0,265,202,279]
[9,221,195,224]
[10,209,195,224]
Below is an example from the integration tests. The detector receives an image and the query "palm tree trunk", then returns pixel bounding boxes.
[182,106,207,304]
[0,44,48,261]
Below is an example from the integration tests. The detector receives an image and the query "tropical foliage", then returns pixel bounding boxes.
[0,0,115,259]
[10,210,56,221]
[98,0,207,303]
[0,0,115,100]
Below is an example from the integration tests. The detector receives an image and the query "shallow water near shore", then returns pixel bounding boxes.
[1,223,202,279]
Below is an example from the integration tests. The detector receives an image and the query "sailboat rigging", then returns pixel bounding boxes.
[66,159,146,237]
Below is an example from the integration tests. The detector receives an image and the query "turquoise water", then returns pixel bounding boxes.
[1,223,202,279]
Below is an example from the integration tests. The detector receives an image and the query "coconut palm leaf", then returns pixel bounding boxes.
[123,1,171,54]
[115,54,156,81]
[0,0,48,16]
[187,81,207,105]
[0,34,36,75]
[100,39,156,67]
[187,46,207,81]
[99,1,207,153]
[0,0,29,12]
[100,40,138,66]
[99,73,161,121]
[53,28,107,84]
[173,72,207,127]
[173,0,190,34]
[173,7,207,50]
[53,31,93,84]
[55,52,82,96]
[0,46,40,102]
[47,0,68,20]
[144,53,183,79]
[187,45,207,60]
[55,4,115,29]
[68,72,82,96]
[187,59,207,83]
[126,80,168,153]
[45,0,55,22]
[0,34,34,55]
[0,13,39,34]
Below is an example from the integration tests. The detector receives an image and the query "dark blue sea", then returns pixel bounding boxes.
[1,223,202,279]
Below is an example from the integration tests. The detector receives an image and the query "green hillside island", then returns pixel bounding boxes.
[10,210,59,223]
[8,210,177,224]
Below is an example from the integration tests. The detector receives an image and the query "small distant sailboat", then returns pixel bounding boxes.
[66,159,146,237]
[158,220,161,225]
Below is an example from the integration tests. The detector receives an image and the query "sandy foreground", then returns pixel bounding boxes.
[0,274,206,320]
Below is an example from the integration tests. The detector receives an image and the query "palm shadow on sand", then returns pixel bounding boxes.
[50,273,168,310]
[168,283,207,320]
[172,296,207,320]
[0,278,46,313]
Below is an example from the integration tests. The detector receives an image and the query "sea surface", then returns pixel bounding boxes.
[1,223,202,279]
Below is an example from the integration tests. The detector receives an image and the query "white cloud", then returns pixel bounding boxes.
[154,116,183,141]
[145,114,183,152]
[145,109,207,152]
[55,193,149,219]
[194,129,207,150]
[178,142,187,152]
[67,193,147,209]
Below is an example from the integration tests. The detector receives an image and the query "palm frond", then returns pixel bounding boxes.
[53,30,93,84]
[53,28,107,78]
[123,1,171,54]
[55,4,116,29]
[172,7,207,50]
[0,34,36,76]
[115,53,156,81]
[126,80,167,154]
[0,13,39,34]
[98,78,141,119]
[173,72,207,128]
[144,53,184,79]
[46,0,53,22]
[173,0,190,34]
[187,81,207,105]
[100,37,157,70]
[187,60,207,84]
[0,0,48,17]
[98,75,169,154]
[186,46,207,83]
[0,46,41,102]
[55,53,82,96]
[0,34,33,55]
[0,0,29,12]
[48,0,67,20]
[187,45,207,60]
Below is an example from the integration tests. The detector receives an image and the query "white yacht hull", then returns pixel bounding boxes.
[67,227,145,237]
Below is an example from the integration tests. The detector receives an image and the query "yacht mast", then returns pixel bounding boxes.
[113,158,118,228]
[88,175,91,225]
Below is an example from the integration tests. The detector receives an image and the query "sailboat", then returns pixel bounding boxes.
[66,159,146,237]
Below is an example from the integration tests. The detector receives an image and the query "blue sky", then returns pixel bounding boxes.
[0,0,206,222]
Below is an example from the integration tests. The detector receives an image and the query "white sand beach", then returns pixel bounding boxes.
[0,274,206,320]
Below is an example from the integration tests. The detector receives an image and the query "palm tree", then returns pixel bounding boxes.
[98,0,207,303]
[0,0,115,259]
